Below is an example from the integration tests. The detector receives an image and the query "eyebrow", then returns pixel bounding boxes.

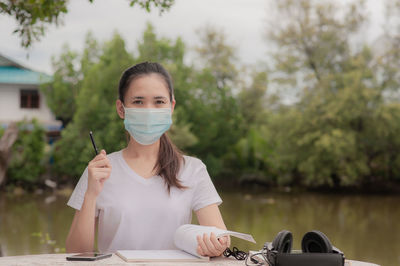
[130,96,168,100]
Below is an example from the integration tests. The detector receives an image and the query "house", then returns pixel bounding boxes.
[0,53,61,138]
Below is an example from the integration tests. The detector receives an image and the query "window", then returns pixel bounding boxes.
[20,89,40,109]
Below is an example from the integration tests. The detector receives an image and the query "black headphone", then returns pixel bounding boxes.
[247,230,344,266]
[265,230,343,255]
[245,230,345,266]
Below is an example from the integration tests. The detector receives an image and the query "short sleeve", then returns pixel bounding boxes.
[191,161,222,211]
[67,167,88,210]
[67,168,101,217]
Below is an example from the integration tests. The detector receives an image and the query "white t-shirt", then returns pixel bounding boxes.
[67,150,222,253]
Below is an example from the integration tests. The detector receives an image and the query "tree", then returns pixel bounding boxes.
[40,45,80,127]
[179,26,244,177]
[223,69,272,182]
[238,70,268,126]
[53,32,133,181]
[41,32,100,127]
[268,0,367,88]
[376,0,400,94]
[0,0,175,48]
[263,0,400,188]
[195,25,239,89]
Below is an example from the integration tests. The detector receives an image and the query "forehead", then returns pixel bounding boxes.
[126,73,170,98]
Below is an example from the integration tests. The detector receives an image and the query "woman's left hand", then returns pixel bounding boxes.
[196,233,230,257]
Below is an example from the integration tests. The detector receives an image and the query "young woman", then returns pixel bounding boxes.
[65,62,229,257]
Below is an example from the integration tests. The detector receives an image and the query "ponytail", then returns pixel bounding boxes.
[156,134,186,193]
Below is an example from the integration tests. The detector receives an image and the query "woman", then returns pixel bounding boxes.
[65,62,229,257]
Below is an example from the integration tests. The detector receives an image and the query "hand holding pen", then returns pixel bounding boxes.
[86,131,112,198]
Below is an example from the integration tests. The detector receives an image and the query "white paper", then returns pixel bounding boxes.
[221,230,256,243]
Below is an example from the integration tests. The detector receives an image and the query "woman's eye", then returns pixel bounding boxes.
[156,100,166,104]
[133,100,143,105]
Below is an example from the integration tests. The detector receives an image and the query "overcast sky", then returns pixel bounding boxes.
[0,0,385,74]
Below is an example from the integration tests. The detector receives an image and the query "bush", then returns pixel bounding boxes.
[7,119,46,188]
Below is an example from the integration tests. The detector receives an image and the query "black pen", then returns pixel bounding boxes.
[89,131,99,155]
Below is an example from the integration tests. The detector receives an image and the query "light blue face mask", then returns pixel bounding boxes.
[123,106,172,145]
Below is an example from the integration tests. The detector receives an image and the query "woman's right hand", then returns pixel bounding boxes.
[86,149,112,198]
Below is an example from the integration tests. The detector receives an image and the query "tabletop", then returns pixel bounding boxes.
[0,253,380,266]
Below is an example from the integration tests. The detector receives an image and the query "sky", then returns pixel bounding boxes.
[0,0,385,75]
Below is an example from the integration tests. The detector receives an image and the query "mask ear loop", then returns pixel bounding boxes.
[120,102,126,118]
[120,103,130,142]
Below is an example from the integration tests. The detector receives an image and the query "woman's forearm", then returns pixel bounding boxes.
[65,193,97,253]
[66,150,111,253]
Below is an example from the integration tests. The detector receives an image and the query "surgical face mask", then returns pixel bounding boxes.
[123,106,172,145]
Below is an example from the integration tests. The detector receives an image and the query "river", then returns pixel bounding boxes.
[0,190,398,266]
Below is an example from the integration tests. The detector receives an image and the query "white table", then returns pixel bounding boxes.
[0,253,380,266]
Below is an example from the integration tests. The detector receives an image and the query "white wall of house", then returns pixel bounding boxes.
[0,83,59,125]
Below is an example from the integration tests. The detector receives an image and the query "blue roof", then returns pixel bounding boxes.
[0,66,51,85]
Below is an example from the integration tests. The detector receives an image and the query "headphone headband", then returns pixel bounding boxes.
[267,230,343,254]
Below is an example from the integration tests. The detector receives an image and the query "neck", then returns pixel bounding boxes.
[124,136,160,159]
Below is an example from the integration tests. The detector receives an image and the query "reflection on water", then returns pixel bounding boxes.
[221,192,400,266]
[0,191,398,266]
[0,193,74,256]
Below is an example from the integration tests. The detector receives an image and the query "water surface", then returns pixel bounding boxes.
[0,191,398,266]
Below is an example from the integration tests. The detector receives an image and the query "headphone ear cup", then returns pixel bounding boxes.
[301,230,333,253]
[271,230,293,253]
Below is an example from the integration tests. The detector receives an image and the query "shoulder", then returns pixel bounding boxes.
[106,150,123,163]
[178,155,209,184]
[182,155,206,171]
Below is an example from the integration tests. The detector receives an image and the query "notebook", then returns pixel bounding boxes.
[116,250,208,262]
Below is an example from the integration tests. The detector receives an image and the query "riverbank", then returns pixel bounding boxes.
[2,178,400,198]
[214,177,400,195]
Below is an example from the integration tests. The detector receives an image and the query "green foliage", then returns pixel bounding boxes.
[259,0,400,188]
[169,108,198,150]
[0,0,68,48]
[53,32,133,181]
[1,0,175,48]
[40,32,113,128]
[128,0,174,13]
[45,0,400,190]
[269,0,367,87]
[224,126,272,181]
[40,45,80,127]
[7,119,46,187]
[238,71,268,127]
[195,26,238,89]
[182,67,243,177]
[176,26,244,177]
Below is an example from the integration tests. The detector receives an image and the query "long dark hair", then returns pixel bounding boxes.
[118,62,186,192]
